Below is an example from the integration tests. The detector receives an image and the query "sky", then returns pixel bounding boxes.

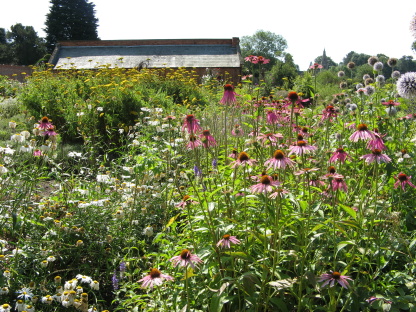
[1,0,415,70]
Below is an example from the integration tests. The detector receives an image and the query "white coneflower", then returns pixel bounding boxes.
[11,133,25,143]
[0,165,8,174]
[143,226,154,237]
[397,72,416,99]
[8,121,16,129]
[90,280,99,290]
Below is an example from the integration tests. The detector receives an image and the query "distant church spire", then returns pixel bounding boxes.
[322,48,328,69]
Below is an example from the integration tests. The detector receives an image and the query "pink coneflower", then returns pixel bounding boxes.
[331,174,348,192]
[220,84,238,105]
[231,124,244,137]
[288,140,317,156]
[182,114,202,134]
[367,136,386,150]
[309,63,323,69]
[266,110,279,125]
[257,132,283,146]
[349,124,377,142]
[164,115,176,121]
[269,188,290,198]
[38,116,53,130]
[381,100,400,107]
[176,195,197,209]
[186,135,202,150]
[216,234,241,249]
[33,149,43,156]
[200,130,217,148]
[250,175,280,194]
[170,249,203,269]
[228,149,239,159]
[287,91,299,102]
[321,105,338,121]
[319,271,353,289]
[138,268,173,288]
[361,149,391,164]
[231,152,257,168]
[41,126,58,136]
[252,56,270,64]
[309,178,326,188]
[294,167,320,176]
[329,147,352,163]
[244,55,258,63]
[264,150,295,170]
[394,173,416,191]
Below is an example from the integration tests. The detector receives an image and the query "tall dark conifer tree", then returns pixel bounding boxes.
[44,0,99,52]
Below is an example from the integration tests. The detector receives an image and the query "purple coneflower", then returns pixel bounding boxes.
[231,124,244,137]
[294,167,320,176]
[220,84,237,105]
[257,132,283,146]
[319,271,353,289]
[329,147,352,163]
[394,173,416,191]
[264,150,295,170]
[138,268,174,288]
[228,149,239,159]
[186,135,202,150]
[182,114,202,134]
[349,124,377,142]
[170,249,203,269]
[361,149,391,164]
[42,126,58,137]
[381,100,400,107]
[367,136,386,150]
[269,188,290,198]
[231,152,257,168]
[39,116,53,130]
[200,130,217,148]
[217,234,241,249]
[288,140,317,156]
[321,105,338,121]
[266,110,279,125]
[331,174,348,192]
[250,175,280,194]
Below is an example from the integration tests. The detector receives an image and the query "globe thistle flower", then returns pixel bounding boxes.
[361,149,391,164]
[264,149,296,170]
[170,249,203,269]
[364,77,374,86]
[394,173,416,191]
[337,71,345,77]
[319,271,353,289]
[363,74,371,81]
[339,81,347,89]
[376,75,385,83]
[347,62,355,69]
[396,72,416,99]
[138,268,173,288]
[391,70,401,79]
[365,86,376,96]
[410,13,416,39]
[387,57,398,67]
[368,56,378,66]
[217,234,241,249]
[356,83,364,90]
[373,61,383,71]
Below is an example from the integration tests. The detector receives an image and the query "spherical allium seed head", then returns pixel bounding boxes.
[347,61,355,69]
[368,56,378,66]
[396,72,416,99]
[373,61,383,71]
[338,71,345,77]
[339,81,348,89]
[387,57,398,67]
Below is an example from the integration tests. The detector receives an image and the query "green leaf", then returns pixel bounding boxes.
[339,204,356,219]
[336,241,355,257]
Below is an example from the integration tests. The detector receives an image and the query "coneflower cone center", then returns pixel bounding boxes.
[332,272,341,279]
[398,174,408,181]
[260,175,271,185]
[357,123,368,131]
[273,150,285,159]
[222,234,230,240]
[180,249,191,260]
[238,152,249,161]
[149,268,161,278]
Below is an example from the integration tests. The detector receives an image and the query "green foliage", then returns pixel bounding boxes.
[45,0,99,52]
